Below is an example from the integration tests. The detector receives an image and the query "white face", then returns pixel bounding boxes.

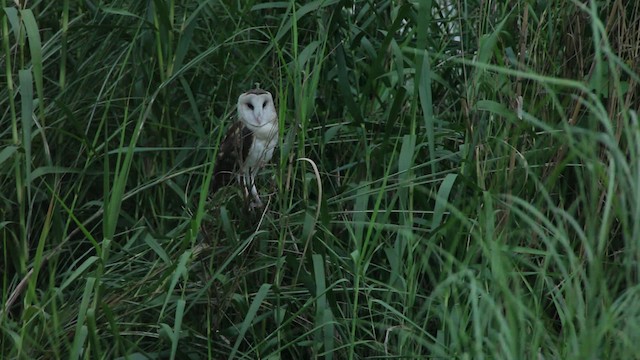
[237,90,277,134]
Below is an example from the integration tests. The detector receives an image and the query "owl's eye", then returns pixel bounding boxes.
[262,101,268,108]
[247,103,254,110]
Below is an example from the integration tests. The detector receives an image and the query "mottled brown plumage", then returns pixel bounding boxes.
[211,121,254,192]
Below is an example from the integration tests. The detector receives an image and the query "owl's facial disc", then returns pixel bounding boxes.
[238,91,275,130]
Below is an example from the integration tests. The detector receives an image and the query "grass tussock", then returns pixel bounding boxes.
[1,0,639,358]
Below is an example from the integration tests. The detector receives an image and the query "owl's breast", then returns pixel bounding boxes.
[244,134,278,172]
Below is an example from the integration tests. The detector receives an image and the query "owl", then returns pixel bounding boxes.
[211,89,279,208]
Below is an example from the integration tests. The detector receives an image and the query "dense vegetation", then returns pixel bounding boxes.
[2,0,639,358]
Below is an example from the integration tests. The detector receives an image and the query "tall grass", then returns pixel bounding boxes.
[1,0,639,358]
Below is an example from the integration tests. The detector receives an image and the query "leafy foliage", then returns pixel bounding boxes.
[1,0,639,358]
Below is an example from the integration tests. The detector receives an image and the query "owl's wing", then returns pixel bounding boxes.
[211,121,253,193]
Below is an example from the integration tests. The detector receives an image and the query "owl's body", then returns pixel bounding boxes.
[212,89,278,207]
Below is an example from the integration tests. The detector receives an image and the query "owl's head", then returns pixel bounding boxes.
[237,89,277,137]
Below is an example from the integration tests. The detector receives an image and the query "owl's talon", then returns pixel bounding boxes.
[249,198,264,209]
